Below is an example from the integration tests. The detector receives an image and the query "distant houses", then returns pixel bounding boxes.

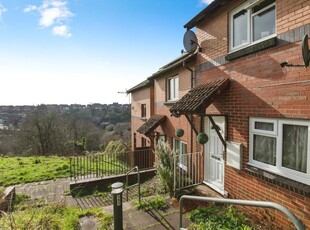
[0,103,130,131]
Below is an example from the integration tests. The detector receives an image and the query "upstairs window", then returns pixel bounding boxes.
[230,0,276,51]
[141,104,146,118]
[249,118,310,185]
[167,75,179,101]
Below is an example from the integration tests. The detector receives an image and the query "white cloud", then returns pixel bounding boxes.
[52,25,71,38]
[24,0,73,37]
[24,5,37,13]
[0,4,7,20]
[201,0,214,5]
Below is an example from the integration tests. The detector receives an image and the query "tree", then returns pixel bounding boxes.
[18,105,66,155]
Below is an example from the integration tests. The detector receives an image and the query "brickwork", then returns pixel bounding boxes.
[129,0,310,228]
[197,41,310,228]
[130,86,153,148]
[153,67,196,149]
[193,1,310,228]
[277,0,310,34]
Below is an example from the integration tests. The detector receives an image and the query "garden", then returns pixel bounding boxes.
[0,141,274,229]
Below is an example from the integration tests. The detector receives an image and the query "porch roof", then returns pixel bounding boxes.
[170,78,230,117]
[137,114,166,136]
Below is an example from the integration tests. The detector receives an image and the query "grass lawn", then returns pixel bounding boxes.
[0,194,113,229]
[0,154,131,187]
[0,156,71,187]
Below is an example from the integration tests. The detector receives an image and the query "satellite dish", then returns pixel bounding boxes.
[183,30,198,53]
[302,34,310,67]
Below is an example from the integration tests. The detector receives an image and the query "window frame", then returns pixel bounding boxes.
[141,104,146,119]
[173,138,187,171]
[229,0,276,52]
[167,75,179,102]
[249,117,310,185]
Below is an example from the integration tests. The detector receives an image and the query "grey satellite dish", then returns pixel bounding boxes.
[183,30,198,53]
[302,34,310,67]
[280,34,310,68]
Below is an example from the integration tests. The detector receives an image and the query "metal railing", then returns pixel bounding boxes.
[69,148,154,181]
[174,152,203,195]
[126,166,140,204]
[179,195,305,230]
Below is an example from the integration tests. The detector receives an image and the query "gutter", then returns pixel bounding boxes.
[183,0,227,30]
[148,51,197,81]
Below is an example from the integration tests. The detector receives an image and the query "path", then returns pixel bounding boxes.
[15,177,191,229]
[16,177,156,209]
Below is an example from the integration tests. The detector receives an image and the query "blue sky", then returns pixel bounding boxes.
[0,0,211,105]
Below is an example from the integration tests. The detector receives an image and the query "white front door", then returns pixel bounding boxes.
[204,116,226,195]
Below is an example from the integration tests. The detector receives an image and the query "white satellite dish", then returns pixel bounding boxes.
[183,30,199,53]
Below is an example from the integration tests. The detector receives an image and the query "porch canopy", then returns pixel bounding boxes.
[137,114,166,136]
[170,78,230,147]
[170,78,230,117]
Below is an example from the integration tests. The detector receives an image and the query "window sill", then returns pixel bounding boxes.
[140,117,147,121]
[245,164,310,197]
[226,37,277,61]
[164,100,178,106]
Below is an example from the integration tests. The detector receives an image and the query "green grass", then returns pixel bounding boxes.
[0,155,131,187]
[0,202,113,230]
[0,156,71,187]
[71,185,110,198]
[134,195,168,211]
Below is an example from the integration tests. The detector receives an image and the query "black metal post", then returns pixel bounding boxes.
[112,182,124,230]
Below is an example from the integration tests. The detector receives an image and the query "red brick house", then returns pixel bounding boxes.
[127,0,310,228]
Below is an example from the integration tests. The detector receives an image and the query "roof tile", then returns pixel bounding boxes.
[170,78,230,116]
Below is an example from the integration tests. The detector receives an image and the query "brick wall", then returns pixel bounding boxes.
[193,0,310,228]
[153,65,205,152]
[130,86,153,148]
[197,42,310,228]
[130,0,310,228]
[277,0,310,34]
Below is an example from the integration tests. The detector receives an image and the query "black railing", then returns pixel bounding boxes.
[69,148,155,181]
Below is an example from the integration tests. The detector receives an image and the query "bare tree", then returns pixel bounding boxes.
[18,105,66,155]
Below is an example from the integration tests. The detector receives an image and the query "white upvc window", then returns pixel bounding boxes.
[173,138,187,170]
[230,0,276,51]
[249,118,310,185]
[167,75,179,101]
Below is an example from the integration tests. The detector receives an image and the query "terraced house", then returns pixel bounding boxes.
[127,0,310,228]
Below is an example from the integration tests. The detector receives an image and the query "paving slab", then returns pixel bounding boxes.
[80,216,100,230]
[103,199,191,230]
[15,178,193,229]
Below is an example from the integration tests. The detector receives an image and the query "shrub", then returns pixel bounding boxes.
[188,205,252,230]
[155,140,175,197]
[197,132,208,145]
[105,140,127,161]
[176,128,184,137]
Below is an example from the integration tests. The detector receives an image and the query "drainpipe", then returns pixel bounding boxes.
[183,62,194,153]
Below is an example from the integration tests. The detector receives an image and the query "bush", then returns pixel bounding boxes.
[155,140,175,197]
[188,205,252,230]
[104,140,127,161]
